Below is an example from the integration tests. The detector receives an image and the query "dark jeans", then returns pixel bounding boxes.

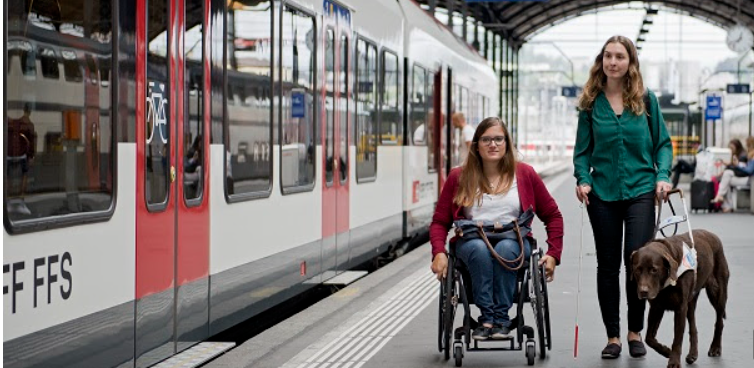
[456,237,531,327]
[586,191,655,339]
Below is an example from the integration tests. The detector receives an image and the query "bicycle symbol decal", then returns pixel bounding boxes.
[146,81,169,144]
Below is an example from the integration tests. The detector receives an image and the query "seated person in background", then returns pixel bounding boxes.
[671,152,698,189]
[184,135,203,197]
[430,117,563,340]
[712,136,754,212]
[725,138,748,166]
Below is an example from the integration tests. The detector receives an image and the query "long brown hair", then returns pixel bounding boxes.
[454,117,517,207]
[578,35,646,115]
[729,139,745,159]
[746,136,754,160]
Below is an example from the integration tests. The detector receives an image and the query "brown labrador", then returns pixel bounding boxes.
[631,229,729,368]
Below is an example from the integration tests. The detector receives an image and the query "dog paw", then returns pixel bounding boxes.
[685,353,697,364]
[667,358,682,368]
[708,345,722,357]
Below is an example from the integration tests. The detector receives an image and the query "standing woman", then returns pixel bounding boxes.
[573,35,673,359]
[430,117,564,340]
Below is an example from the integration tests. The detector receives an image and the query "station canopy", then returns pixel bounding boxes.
[417,0,754,45]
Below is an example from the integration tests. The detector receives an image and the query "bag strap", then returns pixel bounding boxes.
[475,218,526,271]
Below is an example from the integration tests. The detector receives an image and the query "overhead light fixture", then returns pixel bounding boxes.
[638,36,646,42]
[639,27,649,34]
[646,8,659,15]
[643,19,654,25]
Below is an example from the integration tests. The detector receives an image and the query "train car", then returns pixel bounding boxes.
[3,1,496,367]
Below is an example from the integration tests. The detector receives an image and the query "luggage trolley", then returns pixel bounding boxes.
[437,222,552,366]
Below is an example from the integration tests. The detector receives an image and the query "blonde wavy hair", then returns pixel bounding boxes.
[578,35,646,115]
[454,117,517,207]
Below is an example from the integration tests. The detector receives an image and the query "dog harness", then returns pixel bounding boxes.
[663,241,698,288]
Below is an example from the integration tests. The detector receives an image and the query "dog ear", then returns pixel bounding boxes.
[659,249,680,286]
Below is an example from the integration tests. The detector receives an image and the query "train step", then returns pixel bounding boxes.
[151,342,235,368]
[323,271,368,286]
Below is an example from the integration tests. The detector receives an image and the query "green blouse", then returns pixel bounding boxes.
[573,90,673,202]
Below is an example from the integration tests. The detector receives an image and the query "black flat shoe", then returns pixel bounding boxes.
[628,340,646,357]
[472,326,490,341]
[601,343,622,359]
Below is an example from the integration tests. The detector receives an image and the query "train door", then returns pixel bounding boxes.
[433,69,445,188]
[135,0,210,366]
[322,21,351,278]
[444,68,454,176]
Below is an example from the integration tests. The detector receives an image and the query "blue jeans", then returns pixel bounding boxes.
[456,237,531,327]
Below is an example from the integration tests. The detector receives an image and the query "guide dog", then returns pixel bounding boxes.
[630,229,729,368]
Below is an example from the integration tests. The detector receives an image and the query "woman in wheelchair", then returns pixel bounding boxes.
[430,117,564,341]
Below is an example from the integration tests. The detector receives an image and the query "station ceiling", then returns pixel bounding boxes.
[418,0,754,46]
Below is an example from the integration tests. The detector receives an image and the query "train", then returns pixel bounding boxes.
[3,0,497,367]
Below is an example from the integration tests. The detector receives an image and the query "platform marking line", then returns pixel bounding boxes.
[284,268,436,368]
[304,273,432,358]
[328,284,436,364]
[311,276,435,365]
[305,275,434,364]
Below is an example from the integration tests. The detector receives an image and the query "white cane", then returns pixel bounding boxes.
[574,203,586,358]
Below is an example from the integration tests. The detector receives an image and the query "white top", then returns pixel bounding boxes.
[462,124,475,143]
[413,124,425,145]
[464,176,521,224]
[460,124,475,163]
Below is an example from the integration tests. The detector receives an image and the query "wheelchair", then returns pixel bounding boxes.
[437,234,552,366]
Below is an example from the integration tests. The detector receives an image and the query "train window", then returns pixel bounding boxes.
[454,83,461,112]
[355,38,377,181]
[62,51,84,83]
[478,94,485,120]
[339,34,349,185]
[8,41,36,77]
[5,0,114,231]
[325,28,335,186]
[184,0,204,203]
[427,70,436,172]
[225,0,272,198]
[39,47,60,79]
[380,50,400,145]
[410,65,426,146]
[146,0,171,208]
[281,6,316,191]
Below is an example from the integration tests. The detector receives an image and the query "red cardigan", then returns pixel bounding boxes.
[430,163,564,263]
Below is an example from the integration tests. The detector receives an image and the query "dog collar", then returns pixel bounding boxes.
[663,242,698,288]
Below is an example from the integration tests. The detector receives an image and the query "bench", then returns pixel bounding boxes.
[731,176,753,212]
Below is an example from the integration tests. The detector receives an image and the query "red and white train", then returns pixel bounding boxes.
[3,0,497,367]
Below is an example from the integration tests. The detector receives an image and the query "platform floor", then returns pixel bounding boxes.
[205,170,754,368]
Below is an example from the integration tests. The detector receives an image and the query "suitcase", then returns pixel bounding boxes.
[690,179,715,212]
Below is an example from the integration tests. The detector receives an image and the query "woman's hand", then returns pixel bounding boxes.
[538,255,557,282]
[656,181,672,202]
[575,184,591,205]
[431,253,448,281]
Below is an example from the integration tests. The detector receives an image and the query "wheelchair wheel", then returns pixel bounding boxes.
[437,283,444,353]
[441,255,458,361]
[454,344,463,367]
[530,250,547,359]
[526,340,535,366]
[540,259,552,351]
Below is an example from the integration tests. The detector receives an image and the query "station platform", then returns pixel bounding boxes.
[204,170,754,368]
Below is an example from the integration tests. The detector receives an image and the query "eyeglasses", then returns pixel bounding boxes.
[477,136,506,146]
